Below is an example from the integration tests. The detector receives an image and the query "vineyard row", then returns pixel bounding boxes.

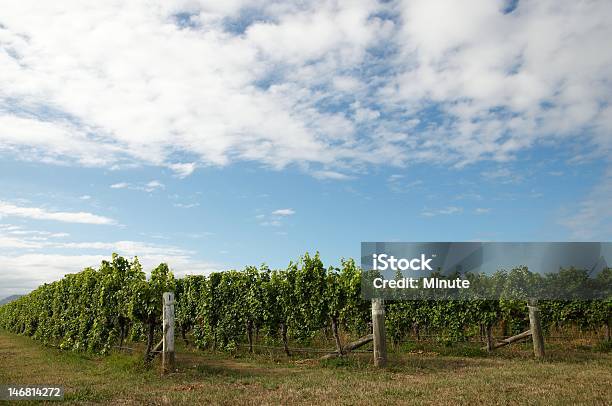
[0,253,610,357]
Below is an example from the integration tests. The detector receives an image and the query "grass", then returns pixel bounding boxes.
[1,331,611,405]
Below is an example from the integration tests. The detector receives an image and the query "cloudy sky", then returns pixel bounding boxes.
[1,0,611,297]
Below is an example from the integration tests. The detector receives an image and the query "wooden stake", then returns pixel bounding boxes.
[280,322,290,356]
[162,292,175,374]
[481,329,532,351]
[320,334,373,360]
[528,298,545,359]
[372,298,387,367]
[145,339,164,363]
[246,320,254,353]
[331,316,343,355]
[485,323,494,353]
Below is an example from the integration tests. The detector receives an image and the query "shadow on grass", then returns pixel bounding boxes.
[388,339,611,363]
[317,352,476,374]
[316,342,612,376]
[195,363,256,378]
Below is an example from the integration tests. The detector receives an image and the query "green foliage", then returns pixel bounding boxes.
[1,253,610,356]
[186,254,369,350]
[130,263,175,326]
[0,254,145,354]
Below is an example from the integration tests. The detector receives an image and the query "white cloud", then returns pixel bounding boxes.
[143,180,165,192]
[169,162,197,178]
[173,202,199,209]
[333,76,362,92]
[0,225,70,240]
[0,252,220,298]
[110,180,164,192]
[387,174,423,193]
[260,220,282,227]
[0,1,384,175]
[312,170,351,180]
[0,115,123,167]
[481,167,523,184]
[257,208,295,227]
[0,201,116,225]
[110,182,130,189]
[0,254,109,297]
[474,207,491,214]
[0,1,608,179]
[79,195,92,200]
[0,235,42,249]
[1,0,612,250]
[453,193,483,201]
[352,102,381,123]
[421,206,463,217]
[387,0,612,166]
[0,223,221,297]
[272,208,295,216]
[56,240,191,257]
[560,167,612,240]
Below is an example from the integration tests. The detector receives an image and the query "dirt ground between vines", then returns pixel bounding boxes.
[1,331,611,405]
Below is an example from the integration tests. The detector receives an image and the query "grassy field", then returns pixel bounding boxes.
[1,331,611,405]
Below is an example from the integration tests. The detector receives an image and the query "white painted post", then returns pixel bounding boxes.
[162,292,175,374]
[372,298,387,367]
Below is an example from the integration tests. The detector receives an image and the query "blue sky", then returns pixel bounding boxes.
[1,0,611,297]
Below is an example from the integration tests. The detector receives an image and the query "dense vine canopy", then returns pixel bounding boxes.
[0,254,610,355]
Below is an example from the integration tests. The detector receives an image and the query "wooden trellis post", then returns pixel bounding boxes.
[528,298,545,359]
[162,292,175,374]
[372,298,387,367]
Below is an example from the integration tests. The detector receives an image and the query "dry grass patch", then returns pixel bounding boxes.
[1,331,610,405]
